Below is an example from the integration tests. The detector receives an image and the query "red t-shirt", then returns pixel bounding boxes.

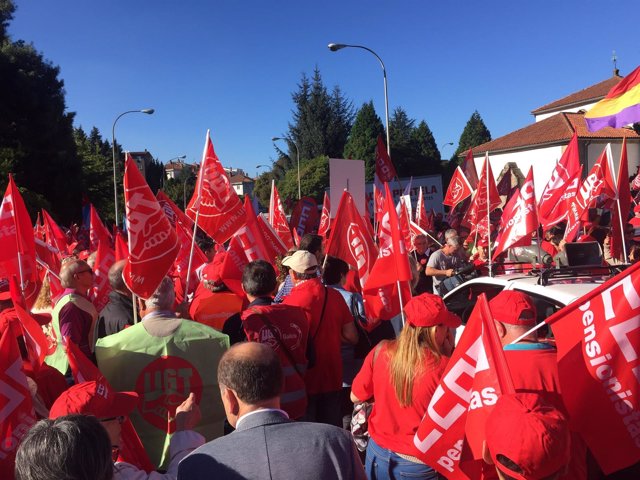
[351,341,449,455]
[283,278,352,394]
[481,344,586,480]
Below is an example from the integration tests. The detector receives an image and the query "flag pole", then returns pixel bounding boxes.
[612,142,628,262]
[486,154,493,277]
[35,258,61,280]
[509,321,547,344]
[616,196,628,262]
[397,279,406,327]
[184,130,210,300]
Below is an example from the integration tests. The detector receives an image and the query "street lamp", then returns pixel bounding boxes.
[328,43,390,156]
[112,108,154,226]
[272,137,301,199]
[256,164,270,178]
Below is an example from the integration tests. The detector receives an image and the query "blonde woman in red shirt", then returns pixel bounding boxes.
[351,294,460,480]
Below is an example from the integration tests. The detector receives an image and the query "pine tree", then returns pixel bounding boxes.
[343,101,385,182]
[452,110,492,162]
[412,120,442,176]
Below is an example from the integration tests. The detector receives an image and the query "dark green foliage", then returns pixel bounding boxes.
[452,110,492,163]
[278,156,328,208]
[254,171,275,209]
[343,101,385,182]
[287,68,354,161]
[75,126,115,224]
[145,158,165,195]
[389,108,442,177]
[0,0,83,224]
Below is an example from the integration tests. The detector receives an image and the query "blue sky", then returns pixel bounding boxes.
[8,1,640,178]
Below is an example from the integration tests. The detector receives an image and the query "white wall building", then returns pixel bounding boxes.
[468,71,640,200]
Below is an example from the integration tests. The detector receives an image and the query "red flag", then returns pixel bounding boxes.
[462,148,479,191]
[397,199,412,253]
[156,190,194,230]
[374,184,385,227]
[220,237,248,297]
[238,196,277,265]
[538,131,582,229]
[610,137,631,261]
[268,180,294,249]
[409,221,428,252]
[374,135,397,190]
[114,231,128,262]
[326,190,378,287]
[33,212,44,241]
[12,301,52,368]
[41,209,68,257]
[91,240,115,313]
[318,191,331,239]
[462,154,500,232]
[173,221,208,298]
[257,214,287,259]
[444,167,474,209]
[123,154,180,299]
[546,262,640,473]
[363,183,412,321]
[413,295,514,479]
[0,327,37,479]
[289,196,319,238]
[65,341,155,473]
[492,168,539,260]
[0,176,40,309]
[564,144,617,242]
[89,204,112,252]
[186,131,246,243]
[415,187,428,231]
[291,227,301,247]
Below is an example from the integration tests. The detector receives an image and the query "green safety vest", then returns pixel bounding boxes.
[95,317,229,470]
[45,292,98,374]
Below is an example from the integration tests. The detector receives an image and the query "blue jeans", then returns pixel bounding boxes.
[365,437,438,480]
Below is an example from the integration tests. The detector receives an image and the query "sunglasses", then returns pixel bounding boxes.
[99,415,125,424]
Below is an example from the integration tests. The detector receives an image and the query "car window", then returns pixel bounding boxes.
[513,288,565,339]
[445,283,504,325]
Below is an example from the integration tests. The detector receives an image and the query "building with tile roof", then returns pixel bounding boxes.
[466,70,640,199]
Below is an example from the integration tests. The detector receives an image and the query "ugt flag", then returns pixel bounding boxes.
[547,261,640,473]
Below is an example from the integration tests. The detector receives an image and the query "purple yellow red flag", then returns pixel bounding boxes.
[585,65,640,131]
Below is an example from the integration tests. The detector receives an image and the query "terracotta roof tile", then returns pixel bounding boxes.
[531,76,622,114]
[469,112,639,156]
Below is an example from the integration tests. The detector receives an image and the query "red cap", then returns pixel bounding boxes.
[486,393,570,480]
[634,204,640,214]
[202,252,227,286]
[489,291,536,326]
[403,293,461,328]
[49,380,139,419]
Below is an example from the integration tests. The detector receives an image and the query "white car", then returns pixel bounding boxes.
[442,269,616,342]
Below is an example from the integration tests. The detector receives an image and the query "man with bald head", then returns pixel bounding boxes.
[46,258,98,373]
[178,342,366,480]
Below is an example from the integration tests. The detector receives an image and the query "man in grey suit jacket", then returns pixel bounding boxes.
[178,342,366,480]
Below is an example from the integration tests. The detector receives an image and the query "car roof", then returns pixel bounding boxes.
[443,272,608,306]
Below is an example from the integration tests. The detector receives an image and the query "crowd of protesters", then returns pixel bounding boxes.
[5,209,639,480]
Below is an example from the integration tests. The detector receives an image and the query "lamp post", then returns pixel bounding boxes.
[440,142,454,156]
[272,137,300,199]
[328,43,390,156]
[112,108,154,226]
[256,164,270,178]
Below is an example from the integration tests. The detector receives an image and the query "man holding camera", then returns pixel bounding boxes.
[425,237,466,295]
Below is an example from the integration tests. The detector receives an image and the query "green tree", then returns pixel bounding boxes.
[278,156,328,208]
[411,120,442,176]
[287,68,354,161]
[254,171,275,209]
[145,158,165,195]
[162,168,195,210]
[343,101,385,182]
[0,1,83,223]
[452,110,492,163]
[389,107,420,177]
[75,126,115,223]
